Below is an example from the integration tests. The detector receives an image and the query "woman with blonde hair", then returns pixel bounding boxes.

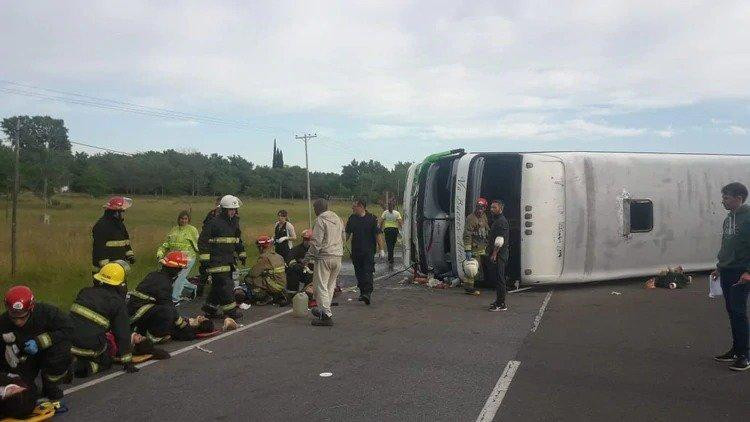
[156,210,199,302]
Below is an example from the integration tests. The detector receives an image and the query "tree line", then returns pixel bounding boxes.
[0,115,411,202]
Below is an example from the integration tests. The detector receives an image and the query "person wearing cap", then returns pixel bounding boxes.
[286,229,314,292]
[92,196,135,274]
[128,251,212,343]
[70,262,139,377]
[463,197,490,295]
[0,286,72,400]
[156,210,200,302]
[198,195,246,319]
[238,236,288,306]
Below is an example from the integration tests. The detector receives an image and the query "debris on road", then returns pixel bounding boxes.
[644,266,692,289]
[196,346,213,354]
[319,372,333,377]
[611,291,622,295]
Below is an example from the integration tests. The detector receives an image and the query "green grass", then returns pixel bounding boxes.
[0,194,354,309]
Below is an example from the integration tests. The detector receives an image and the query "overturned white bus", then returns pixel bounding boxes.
[402,150,749,285]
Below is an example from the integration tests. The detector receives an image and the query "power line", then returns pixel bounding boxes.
[69,140,132,156]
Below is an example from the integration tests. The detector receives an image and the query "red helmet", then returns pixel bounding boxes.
[256,235,273,247]
[4,286,35,317]
[160,251,189,268]
[476,197,488,208]
[301,229,313,240]
[103,196,133,211]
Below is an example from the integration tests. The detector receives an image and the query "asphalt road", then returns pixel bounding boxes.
[58,267,750,421]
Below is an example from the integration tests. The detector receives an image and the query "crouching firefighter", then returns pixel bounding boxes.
[286,229,314,292]
[198,195,246,319]
[236,236,288,306]
[92,196,135,273]
[128,251,212,343]
[0,286,72,400]
[70,263,138,377]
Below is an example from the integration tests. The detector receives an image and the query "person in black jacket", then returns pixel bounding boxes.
[346,198,383,305]
[198,195,246,319]
[128,251,212,343]
[196,197,223,298]
[286,229,313,291]
[92,196,135,273]
[70,263,138,377]
[488,200,510,312]
[0,286,72,400]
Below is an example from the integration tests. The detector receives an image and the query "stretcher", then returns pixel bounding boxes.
[131,354,154,364]
[1,401,58,422]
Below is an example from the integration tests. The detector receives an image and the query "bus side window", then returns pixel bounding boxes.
[629,199,653,233]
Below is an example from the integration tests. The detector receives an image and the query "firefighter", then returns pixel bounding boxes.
[70,263,138,377]
[463,197,490,295]
[198,195,246,319]
[286,229,313,291]
[92,196,135,273]
[196,197,223,298]
[128,251,213,343]
[0,286,72,400]
[239,236,288,306]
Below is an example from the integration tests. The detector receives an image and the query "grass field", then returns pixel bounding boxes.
[0,194,354,309]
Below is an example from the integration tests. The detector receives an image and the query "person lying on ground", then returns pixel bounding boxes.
[156,210,199,302]
[128,251,214,344]
[235,236,288,306]
[0,372,37,419]
[70,263,138,377]
[0,286,72,400]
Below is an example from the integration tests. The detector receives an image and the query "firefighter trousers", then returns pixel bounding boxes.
[205,271,237,315]
[71,334,112,378]
[17,339,71,394]
[133,304,180,343]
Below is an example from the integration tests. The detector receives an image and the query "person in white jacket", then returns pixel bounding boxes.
[304,199,345,327]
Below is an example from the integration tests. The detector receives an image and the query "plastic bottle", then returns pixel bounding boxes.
[292,292,309,317]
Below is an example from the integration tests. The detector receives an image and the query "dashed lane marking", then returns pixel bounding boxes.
[476,360,522,422]
[531,290,553,333]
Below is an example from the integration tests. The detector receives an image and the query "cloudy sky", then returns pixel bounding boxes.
[2,0,749,172]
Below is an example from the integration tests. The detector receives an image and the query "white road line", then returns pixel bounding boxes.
[476,360,521,422]
[64,309,292,395]
[531,290,553,333]
[508,286,534,294]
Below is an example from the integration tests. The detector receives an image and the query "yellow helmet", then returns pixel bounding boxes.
[94,263,126,286]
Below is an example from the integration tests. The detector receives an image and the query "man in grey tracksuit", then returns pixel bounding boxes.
[304,199,346,327]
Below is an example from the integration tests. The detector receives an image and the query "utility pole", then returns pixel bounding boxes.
[295,133,317,229]
[11,118,20,278]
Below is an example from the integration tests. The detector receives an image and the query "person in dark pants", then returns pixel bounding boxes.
[488,200,510,312]
[196,197,222,298]
[712,182,750,371]
[346,198,382,305]
[379,202,402,270]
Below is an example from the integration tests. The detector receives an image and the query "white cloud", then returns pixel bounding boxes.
[656,127,675,138]
[727,125,748,135]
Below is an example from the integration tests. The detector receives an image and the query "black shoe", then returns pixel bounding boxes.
[311,314,333,326]
[361,294,371,305]
[489,303,508,312]
[715,350,739,362]
[225,308,243,320]
[310,307,323,319]
[202,304,222,319]
[729,356,750,371]
[42,383,63,400]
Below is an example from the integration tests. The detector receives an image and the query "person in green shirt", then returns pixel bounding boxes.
[156,210,199,302]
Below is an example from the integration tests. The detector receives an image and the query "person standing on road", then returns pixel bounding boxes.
[346,198,382,305]
[463,197,490,296]
[92,196,135,273]
[198,195,246,320]
[156,210,199,302]
[488,200,510,312]
[712,182,750,371]
[304,199,345,326]
[379,202,402,271]
[273,210,297,262]
[196,197,222,298]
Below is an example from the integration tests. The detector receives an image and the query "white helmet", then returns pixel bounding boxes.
[463,258,479,278]
[220,195,242,209]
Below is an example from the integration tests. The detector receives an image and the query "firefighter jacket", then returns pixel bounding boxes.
[70,285,133,363]
[463,212,490,254]
[198,212,246,273]
[287,242,310,265]
[127,271,188,332]
[0,303,72,369]
[92,212,133,270]
[250,250,287,295]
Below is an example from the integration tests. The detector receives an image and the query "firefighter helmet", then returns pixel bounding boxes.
[94,263,126,286]
[219,195,242,209]
[256,235,273,247]
[301,229,313,240]
[476,197,488,208]
[160,251,189,269]
[4,286,35,317]
[103,196,133,211]
[463,259,480,279]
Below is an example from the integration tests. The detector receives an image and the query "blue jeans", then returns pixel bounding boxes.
[719,268,750,357]
[172,257,196,301]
